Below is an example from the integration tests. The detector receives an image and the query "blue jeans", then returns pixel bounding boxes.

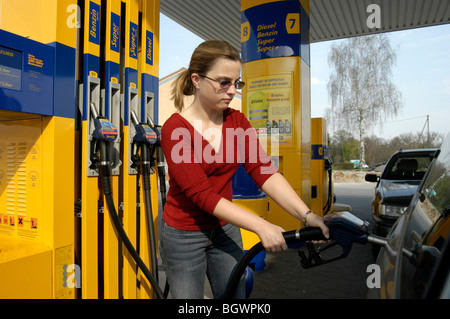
[160,221,246,299]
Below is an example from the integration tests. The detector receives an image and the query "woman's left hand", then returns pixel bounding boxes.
[304,213,330,242]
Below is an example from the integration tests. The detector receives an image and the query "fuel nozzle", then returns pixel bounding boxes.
[89,103,118,190]
[91,103,118,143]
[145,115,167,208]
[130,111,158,183]
[298,211,370,269]
[131,111,158,146]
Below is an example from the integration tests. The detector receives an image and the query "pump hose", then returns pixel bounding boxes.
[141,145,159,287]
[99,142,165,299]
[156,147,167,208]
[224,227,326,299]
[323,167,333,214]
[155,146,170,298]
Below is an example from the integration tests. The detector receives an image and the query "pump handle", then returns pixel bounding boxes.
[224,227,327,299]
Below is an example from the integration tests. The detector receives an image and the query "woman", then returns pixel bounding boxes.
[160,40,329,299]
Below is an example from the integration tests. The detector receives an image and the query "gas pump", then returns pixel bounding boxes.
[233,0,313,270]
[239,0,313,230]
[0,0,77,299]
[136,0,161,298]
[90,102,164,299]
[130,109,159,298]
[311,118,333,216]
[100,0,122,299]
[75,0,162,299]
[119,0,141,299]
[78,0,103,298]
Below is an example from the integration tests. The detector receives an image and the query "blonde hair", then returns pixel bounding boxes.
[171,40,241,112]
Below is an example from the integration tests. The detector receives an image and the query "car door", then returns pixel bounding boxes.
[399,141,450,298]
[373,133,449,298]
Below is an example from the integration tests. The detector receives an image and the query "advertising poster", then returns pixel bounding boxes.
[247,73,293,148]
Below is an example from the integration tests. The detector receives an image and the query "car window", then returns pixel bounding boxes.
[384,155,433,181]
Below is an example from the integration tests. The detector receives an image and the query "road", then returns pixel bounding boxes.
[248,182,377,299]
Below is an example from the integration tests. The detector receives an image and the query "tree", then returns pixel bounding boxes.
[329,129,360,165]
[326,33,403,168]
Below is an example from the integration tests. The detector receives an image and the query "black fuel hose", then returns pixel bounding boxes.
[156,147,167,208]
[141,144,159,286]
[323,164,333,214]
[99,142,164,299]
[224,227,326,299]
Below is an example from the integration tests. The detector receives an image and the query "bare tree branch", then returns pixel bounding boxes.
[327,34,403,166]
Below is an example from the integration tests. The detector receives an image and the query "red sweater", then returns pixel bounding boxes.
[161,108,278,231]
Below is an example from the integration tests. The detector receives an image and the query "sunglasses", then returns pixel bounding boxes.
[199,74,245,90]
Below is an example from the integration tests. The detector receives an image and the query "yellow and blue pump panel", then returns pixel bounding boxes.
[0,0,77,299]
[233,0,312,270]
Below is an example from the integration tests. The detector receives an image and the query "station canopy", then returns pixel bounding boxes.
[160,0,450,49]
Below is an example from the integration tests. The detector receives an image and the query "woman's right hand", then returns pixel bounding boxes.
[256,221,288,253]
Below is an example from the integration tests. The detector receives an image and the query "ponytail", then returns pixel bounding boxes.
[170,40,241,112]
[171,69,194,112]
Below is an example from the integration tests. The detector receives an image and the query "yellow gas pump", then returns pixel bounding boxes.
[236,0,312,237]
[310,118,333,217]
[136,0,161,299]
[120,0,141,299]
[0,0,164,300]
[0,0,77,299]
[79,0,103,299]
[101,0,123,298]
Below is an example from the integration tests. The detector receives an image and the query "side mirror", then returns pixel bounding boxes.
[365,173,379,183]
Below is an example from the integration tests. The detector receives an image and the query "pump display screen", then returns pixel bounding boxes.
[0,45,22,91]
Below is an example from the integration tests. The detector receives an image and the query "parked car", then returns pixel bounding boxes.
[365,148,438,243]
[368,132,450,298]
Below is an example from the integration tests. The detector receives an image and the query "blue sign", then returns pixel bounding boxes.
[129,22,138,59]
[89,1,101,45]
[146,30,153,66]
[311,144,324,160]
[110,12,120,53]
[0,45,22,91]
[241,0,310,64]
[0,30,54,116]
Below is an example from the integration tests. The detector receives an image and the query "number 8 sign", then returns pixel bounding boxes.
[241,21,251,43]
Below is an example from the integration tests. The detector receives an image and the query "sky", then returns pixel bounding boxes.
[159,13,450,141]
